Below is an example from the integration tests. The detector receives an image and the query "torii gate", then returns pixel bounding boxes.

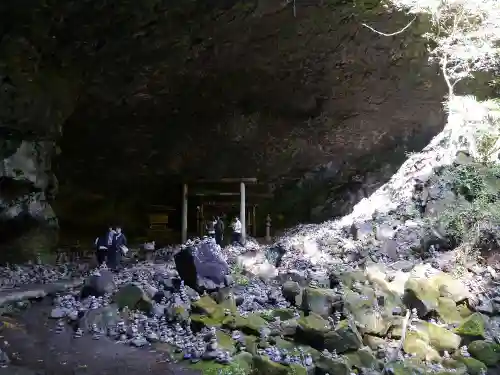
[181,178,271,243]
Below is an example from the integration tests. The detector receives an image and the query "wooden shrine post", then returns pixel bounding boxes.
[240,181,246,242]
[181,183,188,243]
[252,205,257,237]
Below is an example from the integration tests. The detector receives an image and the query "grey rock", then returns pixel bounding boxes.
[81,270,115,298]
[50,307,67,319]
[174,239,229,292]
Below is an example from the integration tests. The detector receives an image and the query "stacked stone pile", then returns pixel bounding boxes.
[4,236,486,375]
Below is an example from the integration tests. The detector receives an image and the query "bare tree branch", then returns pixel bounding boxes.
[361,16,417,36]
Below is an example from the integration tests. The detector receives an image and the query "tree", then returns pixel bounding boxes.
[363,0,500,97]
[362,0,500,161]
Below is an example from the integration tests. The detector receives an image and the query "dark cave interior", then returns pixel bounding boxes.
[0,0,453,257]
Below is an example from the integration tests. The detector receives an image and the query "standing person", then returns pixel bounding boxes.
[215,215,225,246]
[109,226,127,271]
[94,226,114,266]
[231,216,242,245]
[206,217,216,239]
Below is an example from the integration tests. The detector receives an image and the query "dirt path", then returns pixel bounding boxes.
[0,299,199,375]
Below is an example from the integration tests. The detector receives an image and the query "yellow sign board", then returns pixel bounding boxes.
[149,214,169,225]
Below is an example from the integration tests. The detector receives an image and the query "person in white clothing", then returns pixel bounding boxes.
[231,216,242,245]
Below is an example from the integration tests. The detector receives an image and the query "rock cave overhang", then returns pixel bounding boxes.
[0,0,453,256]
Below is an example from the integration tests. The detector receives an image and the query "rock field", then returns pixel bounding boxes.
[0,233,499,375]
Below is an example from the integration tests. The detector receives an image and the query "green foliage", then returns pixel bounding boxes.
[436,163,500,248]
[195,361,248,375]
[231,264,249,286]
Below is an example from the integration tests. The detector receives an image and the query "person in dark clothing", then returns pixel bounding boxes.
[215,215,224,246]
[94,227,115,266]
[206,217,216,239]
[108,226,127,271]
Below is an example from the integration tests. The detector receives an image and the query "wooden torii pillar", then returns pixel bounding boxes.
[181,183,188,243]
[191,178,273,243]
[240,181,246,242]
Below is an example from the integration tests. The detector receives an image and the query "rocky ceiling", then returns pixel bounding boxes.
[0,0,449,251]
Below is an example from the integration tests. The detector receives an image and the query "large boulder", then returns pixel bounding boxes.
[79,304,121,332]
[80,270,115,298]
[174,239,229,292]
[403,265,469,317]
[113,283,153,312]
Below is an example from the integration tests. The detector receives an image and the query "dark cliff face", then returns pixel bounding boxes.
[0,0,447,258]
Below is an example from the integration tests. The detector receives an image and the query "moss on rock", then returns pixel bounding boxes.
[191,314,224,329]
[437,297,464,324]
[260,308,296,322]
[455,312,486,339]
[189,352,253,374]
[233,313,269,336]
[344,346,377,369]
[338,270,366,288]
[403,321,460,361]
[252,355,307,375]
[301,287,339,317]
[216,331,236,354]
[403,331,441,361]
[324,319,363,354]
[113,283,152,312]
[192,295,225,319]
[468,340,500,366]
[454,355,488,375]
[315,355,351,375]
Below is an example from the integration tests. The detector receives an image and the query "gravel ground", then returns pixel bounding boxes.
[0,298,199,375]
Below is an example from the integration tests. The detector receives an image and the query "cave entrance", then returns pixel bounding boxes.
[182,178,273,242]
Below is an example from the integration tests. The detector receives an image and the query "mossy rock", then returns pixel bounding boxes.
[261,308,296,322]
[169,305,190,321]
[252,355,307,375]
[216,331,236,354]
[344,346,377,369]
[416,321,461,351]
[192,295,225,320]
[454,355,488,375]
[431,273,469,302]
[403,277,440,316]
[273,337,320,359]
[363,334,386,350]
[189,352,253,374]
[279,318,299,337]
[457,303,473,318]
[439,358,468,375]
[403,321,460,361]
[113,283,152,312]
[383,359,427,375]
[233,313,269,336]
[468,340,500,366]
[338,270,366,288]
[455,313,486,339]
[301,287,339,317]
[403,330,440,361]
[324,319,363,354]
[191,313,223,329]
[244,335,258,354]
[315,355,350,375]
[296,313,330,349]
[297,313,330,332]
[214,288,238,314]
[383,358,464,375]
[437,297,464,324]
[343,289,394,336]
[281,281,302,306]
